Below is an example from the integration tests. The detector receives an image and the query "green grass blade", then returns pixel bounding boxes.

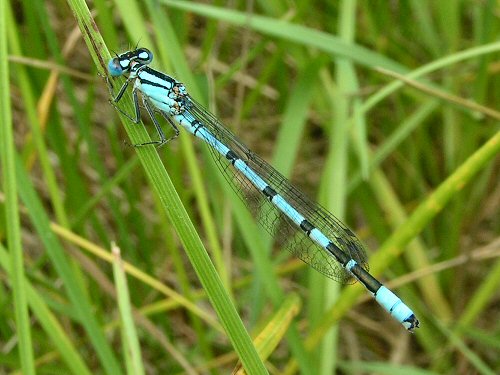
[0,1,36,373]
[434,319,496,375]
[66,1,269,373]
[361,41,500,115]
[457,256,500,328]
[15,155,123,375]
[13,1,496,373]
[0,244,93,375]
[283,130,500,374]
[111,243,145,375]
[160,0,409,73]
[323,129,499,329]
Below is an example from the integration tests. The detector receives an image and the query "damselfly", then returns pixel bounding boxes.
[107,47,419,331]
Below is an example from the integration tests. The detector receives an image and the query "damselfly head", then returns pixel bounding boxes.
[107,48,153,77]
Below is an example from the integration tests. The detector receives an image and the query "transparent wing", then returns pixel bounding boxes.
[185,96,369,283]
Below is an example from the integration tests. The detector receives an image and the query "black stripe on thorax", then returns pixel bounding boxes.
[142,66,176,82]
[139,67,176,89]
[139,78,169,90]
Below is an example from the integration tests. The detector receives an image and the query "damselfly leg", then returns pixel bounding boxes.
[107,71,179,148]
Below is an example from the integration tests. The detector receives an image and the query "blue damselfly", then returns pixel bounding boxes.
[107,47,419,331]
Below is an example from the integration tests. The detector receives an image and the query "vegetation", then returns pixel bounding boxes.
[1,0,499,374]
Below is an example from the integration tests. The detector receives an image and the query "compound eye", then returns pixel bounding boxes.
[135,48,153,64]
[108,57,127,76]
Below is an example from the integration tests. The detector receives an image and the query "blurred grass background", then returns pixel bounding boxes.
[1,0,500,374]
